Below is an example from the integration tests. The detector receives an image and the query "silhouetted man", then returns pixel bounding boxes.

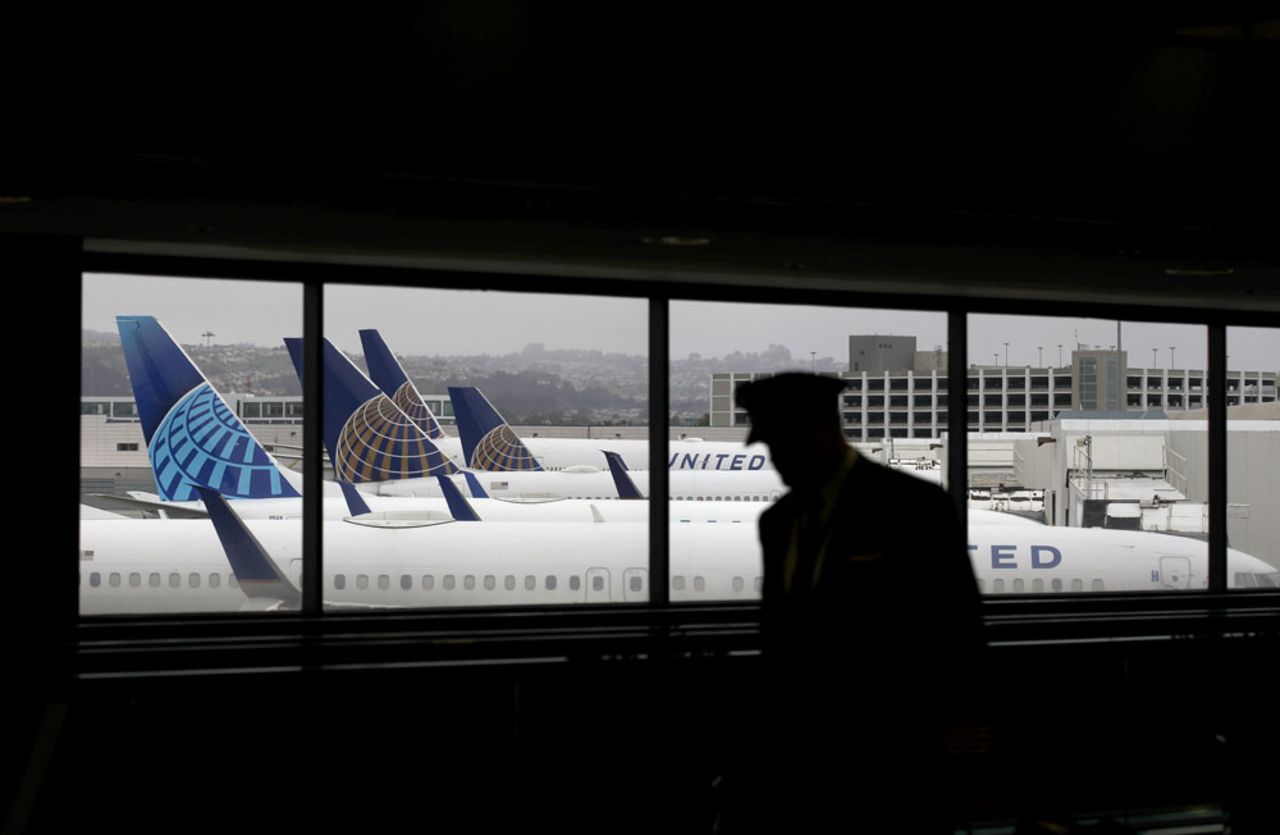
[732,372,983,833]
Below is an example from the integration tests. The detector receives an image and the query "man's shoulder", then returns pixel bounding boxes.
[761,493,798,523]
[840,457,952,508]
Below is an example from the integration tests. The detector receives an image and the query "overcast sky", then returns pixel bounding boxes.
[83,274,1277,371]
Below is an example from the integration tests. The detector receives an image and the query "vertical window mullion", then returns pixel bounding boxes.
[648,295,670,606]
[1208,323,1227,592]
[947,311,969,548]
[302,280,324,614]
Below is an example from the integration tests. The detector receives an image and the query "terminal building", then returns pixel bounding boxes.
[710,337,1277,440]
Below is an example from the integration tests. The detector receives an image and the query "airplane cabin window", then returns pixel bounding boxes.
[546,576,557,591]
[1012,578,1025,592]
[569,576,581,591]
[673,576,686,591]
[89,573,101,588]
[463,575,476,591]
[629,576,643,593]
[377,575,390,591]
[693,577,705,592]
[993,579,1005,594]
[149,573,161,588]
[505,576,516,591]
[129,573,141,588]
[1092,579,1105,591]
[443,575,456,591]
[357,575,369,591]
[188,573,200,588]
[209,573,221,589]
[484,575,495,591]
[1032,579,1044,593]
[732,577,744,593]
[109,573,121,588]
[592,576,605,593]
[524,576,536,591]
[169,573,180,589]
[335,574,346,590]
[1071,579,1083,592]
[422,575,434,591]
[1051,578,1063,592]
[400,575,412,591]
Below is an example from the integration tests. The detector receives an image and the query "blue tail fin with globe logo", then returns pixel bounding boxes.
[358,328,447,440]
[448,386,543,472]
[283,337,457,483]
[116,316,301,502]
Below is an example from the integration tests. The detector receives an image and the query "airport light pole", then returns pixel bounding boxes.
[202,330,215,348]
[1038,346,1043,367]
[1057,344,1063,366]
[810,351,816,373]
[1170,346,1176,368]
[1152,347,1158,368]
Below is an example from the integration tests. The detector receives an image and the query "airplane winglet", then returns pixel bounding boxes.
[337,481,372,516]
[461,471,490,499]
[436,475,481,521]
[602,450,644,499]
[589,504,605,523]
[194,487,300,608]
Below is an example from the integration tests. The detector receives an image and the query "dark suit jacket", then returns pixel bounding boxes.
[759,455,983,710]
[734,457,983,832]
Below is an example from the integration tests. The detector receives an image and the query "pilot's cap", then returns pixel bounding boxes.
[735,372,847,445]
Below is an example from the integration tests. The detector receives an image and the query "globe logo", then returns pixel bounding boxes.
[335,395,456,483]
[150,383,299,501]
[392,381,442,439]
[471,425,542,472]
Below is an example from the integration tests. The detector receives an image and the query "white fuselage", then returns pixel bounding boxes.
[426,436,771,473]
[78,516,1277,615]
[367,467,786,501]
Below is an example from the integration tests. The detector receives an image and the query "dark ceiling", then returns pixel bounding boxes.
[6,7,1278,254]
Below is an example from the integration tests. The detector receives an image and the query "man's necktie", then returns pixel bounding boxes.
[790,495,825,597]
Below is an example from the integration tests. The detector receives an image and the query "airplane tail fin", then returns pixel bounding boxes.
[359,329,446,439]
[602,450,644,499]
[116,316,300,501]
[448,386,543,472]
[194,487,300,609]
[318,338,457,482]
[284,336,305,385]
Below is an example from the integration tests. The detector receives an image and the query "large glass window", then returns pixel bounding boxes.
[968,314,1209,594]
[669,301,946,602]
[322,284,647,608]
[76,265,1264,618]
[80,273,303,615]
[1227,327,1279,589]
